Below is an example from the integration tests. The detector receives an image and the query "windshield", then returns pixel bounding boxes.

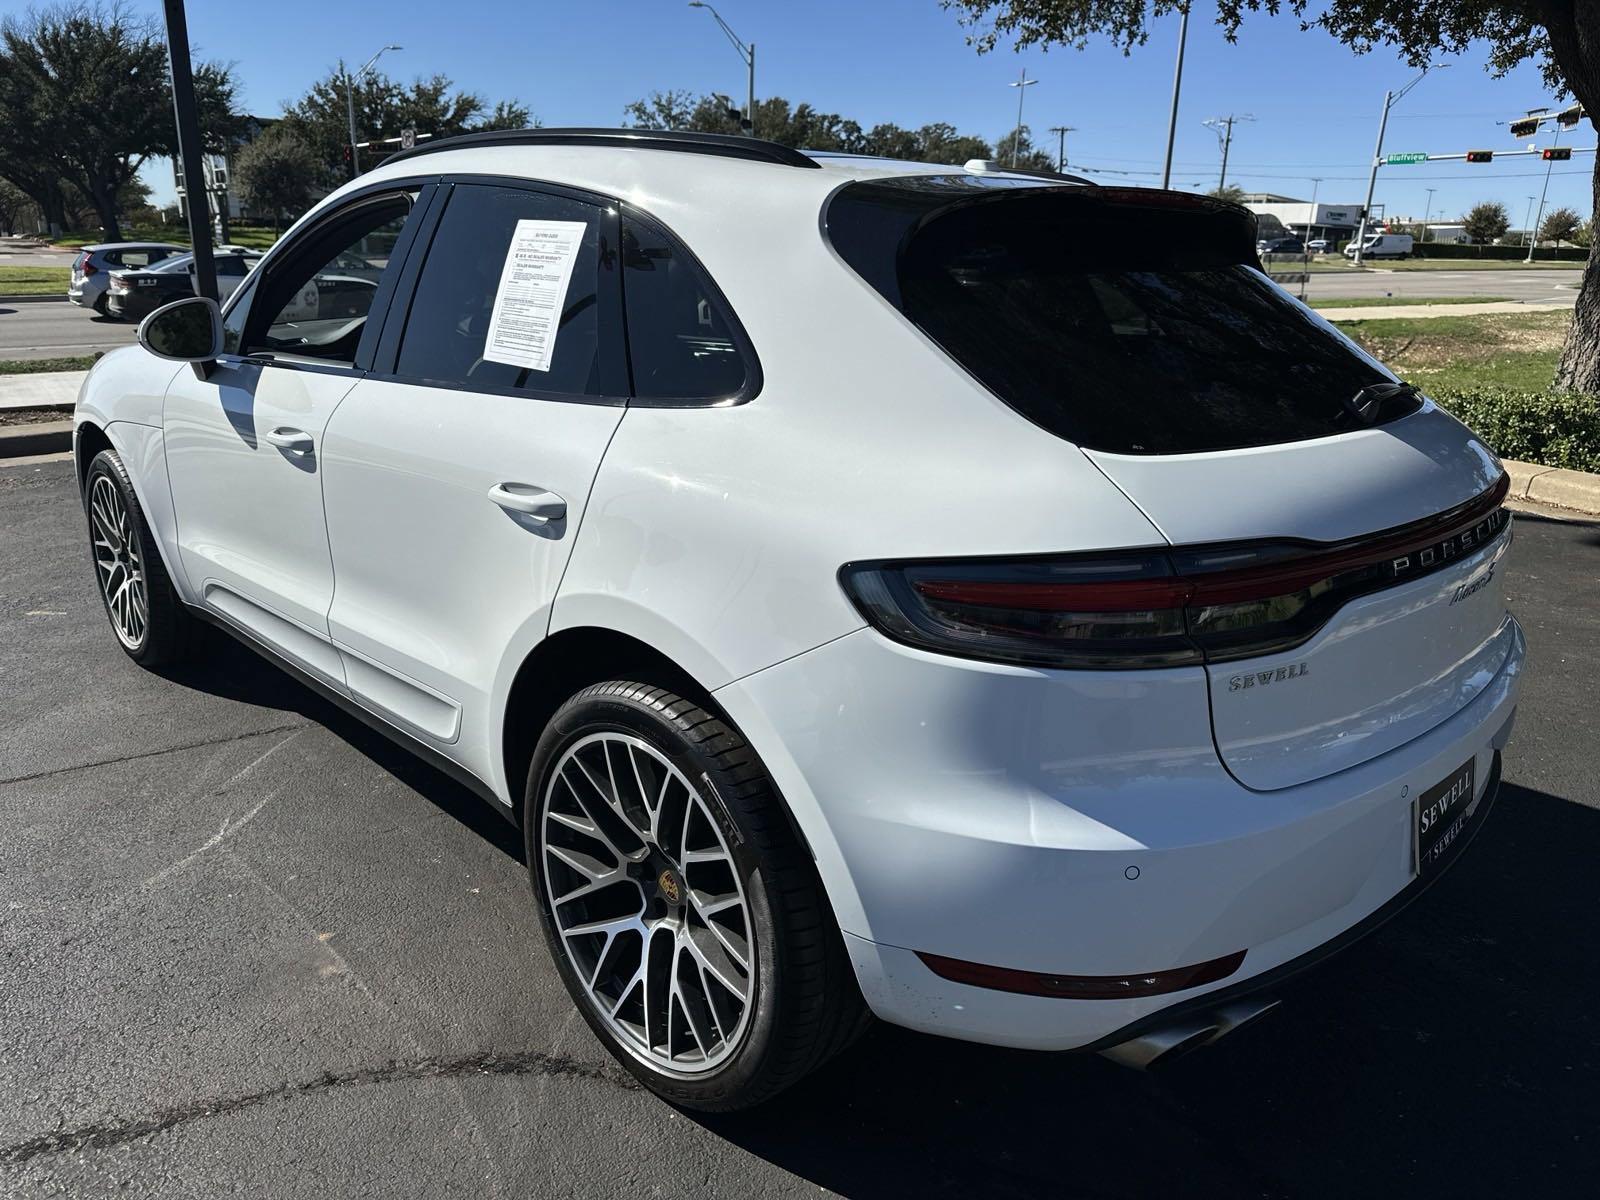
[826,179,1405,455]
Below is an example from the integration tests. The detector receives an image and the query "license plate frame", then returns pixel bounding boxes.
[1414,756,1478,877]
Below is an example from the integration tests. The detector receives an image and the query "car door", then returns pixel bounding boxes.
[318,181,627,780]
[162,187,428,688]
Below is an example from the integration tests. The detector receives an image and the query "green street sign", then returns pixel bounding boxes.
[1385,152,1428,165]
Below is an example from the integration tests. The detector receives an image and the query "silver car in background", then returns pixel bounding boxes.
[67,242,186,314]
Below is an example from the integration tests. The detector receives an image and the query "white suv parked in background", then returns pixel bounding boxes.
[75,129,1523,1110]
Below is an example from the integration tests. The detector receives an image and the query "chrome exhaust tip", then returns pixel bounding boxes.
[1097,996,1280,1070]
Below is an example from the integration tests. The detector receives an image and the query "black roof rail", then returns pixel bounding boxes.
[384,127,821,169]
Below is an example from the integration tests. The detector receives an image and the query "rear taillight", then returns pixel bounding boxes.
[109,275,129,291]
[76,253,96,276]
[840,476,1510,670]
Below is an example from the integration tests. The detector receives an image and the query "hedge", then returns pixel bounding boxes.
[1413,242,1590,262]
[1433,387,1600,472]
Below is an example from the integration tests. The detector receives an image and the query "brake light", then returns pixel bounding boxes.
[109,275,130,291]
[840,476,1510,670]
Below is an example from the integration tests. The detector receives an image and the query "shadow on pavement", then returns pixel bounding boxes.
[695,782,1600,1198]
[159,624,525,862]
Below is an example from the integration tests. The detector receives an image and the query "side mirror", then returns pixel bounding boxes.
[138,295,222,363]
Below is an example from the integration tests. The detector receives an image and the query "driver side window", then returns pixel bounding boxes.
[242,191,417,365]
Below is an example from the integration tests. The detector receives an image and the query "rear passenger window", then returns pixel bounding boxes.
[621,217,748,401]
[396,185,618,398]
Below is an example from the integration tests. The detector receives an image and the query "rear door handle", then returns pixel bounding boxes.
[264,427,315,455]
[488,482,567,524]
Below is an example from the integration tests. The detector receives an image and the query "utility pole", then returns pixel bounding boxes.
[1048,125,1076,172]
[1009,67,1038,167]
[160,0,215,302]
[1524,196,1538,247]
[1353,64,1445,266]
[1527,122,1563,262]
[1203,114,1253,193]
[1161,3,1190,190]
[1423,186,1436,238]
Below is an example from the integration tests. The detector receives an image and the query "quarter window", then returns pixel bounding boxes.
[621,216,748,401]
[394,184,616,397]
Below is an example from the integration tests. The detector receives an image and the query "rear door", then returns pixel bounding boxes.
[163,188,425,687]
[319,181,626,774]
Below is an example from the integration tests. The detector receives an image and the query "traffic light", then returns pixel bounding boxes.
[1466,150,1494,163]
[1509,117,1542,139]
[1557,104,1585,128]
[1543,147,1573,161]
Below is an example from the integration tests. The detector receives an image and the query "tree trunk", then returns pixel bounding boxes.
[88,178,122,243]
[1553,148,1600,393]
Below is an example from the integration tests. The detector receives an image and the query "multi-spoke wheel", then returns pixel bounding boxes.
[526,681,869,1110]
[89,472,148,650]
[542,732,754,1074]
[82,448,192,666]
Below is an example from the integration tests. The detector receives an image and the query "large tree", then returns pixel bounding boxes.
[279,68,532,183]
[234,125,318,230]
[1464,200,1511,244]
[1540,205,1582,247]
[0,3,241,240]
[944,0,1600,391]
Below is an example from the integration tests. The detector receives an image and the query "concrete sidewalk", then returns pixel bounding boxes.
[1317,298,1576,322]
[0,370,85,410]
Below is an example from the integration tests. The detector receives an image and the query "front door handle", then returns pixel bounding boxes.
[488,482,567,524]
[264,427,315,455]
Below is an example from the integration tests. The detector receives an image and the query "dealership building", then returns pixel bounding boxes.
[1243,194,1365,243]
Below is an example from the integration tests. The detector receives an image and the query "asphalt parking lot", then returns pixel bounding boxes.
[2,457,1597,1199]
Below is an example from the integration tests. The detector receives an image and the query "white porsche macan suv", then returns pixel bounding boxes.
[75,129,1524,1110]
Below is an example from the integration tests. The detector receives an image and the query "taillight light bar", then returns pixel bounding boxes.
[839,475,1510,670]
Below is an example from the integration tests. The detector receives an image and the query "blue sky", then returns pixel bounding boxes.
[130,0,1591,226]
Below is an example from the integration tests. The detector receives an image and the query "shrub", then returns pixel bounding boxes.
[1432,387,1600,472]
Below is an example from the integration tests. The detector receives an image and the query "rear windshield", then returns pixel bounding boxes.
[826,179,1403,455]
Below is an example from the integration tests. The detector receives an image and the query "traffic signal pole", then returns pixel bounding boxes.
[160,0,216,301]
[1527,123,1563,263]
[1353,89,1392,268]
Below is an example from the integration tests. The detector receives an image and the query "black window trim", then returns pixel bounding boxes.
[369,174,629,408]
[214,177,441,379]
[617,202,763,409]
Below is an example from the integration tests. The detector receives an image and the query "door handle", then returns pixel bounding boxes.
[488,483,567,524]
[264,427,315,455]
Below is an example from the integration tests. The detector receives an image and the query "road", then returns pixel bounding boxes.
[1296,267,1581,304]
[2,458,1598,1198]
[0,300,138,361]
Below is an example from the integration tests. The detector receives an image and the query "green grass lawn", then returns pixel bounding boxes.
[49,224,281,251]
[0,265,71,295]
[0,355,99,374]
[1336,309,1570,392]
[1307,295,1512,310]
[1371,257,1584,271]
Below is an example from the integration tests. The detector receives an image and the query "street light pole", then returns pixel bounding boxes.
[1526,122,1563,263]
[1048,125,1076,172]
[1424,186,1436,236]
[688,3,755,135]
[346,44,402,178]
[1161,3,1190,190]
[1524,196,1538,247]
[1009,67,1037,166]
[1353,64,1444,266]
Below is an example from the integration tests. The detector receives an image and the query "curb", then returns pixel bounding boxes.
[0,420,72,459]
[0,293,68,304]
[1504,459,1600,516]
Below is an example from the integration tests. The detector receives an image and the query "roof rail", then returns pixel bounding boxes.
[384,127,821,169]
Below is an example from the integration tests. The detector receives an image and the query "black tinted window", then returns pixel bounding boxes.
[396,185,614,397]
[622,217,747,401]
[829,181,1400,455]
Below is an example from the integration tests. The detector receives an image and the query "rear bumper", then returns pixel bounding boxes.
[716,614,1525,1052]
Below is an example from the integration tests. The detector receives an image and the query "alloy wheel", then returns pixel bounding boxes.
[541,731,755,1076]
[89,474,147,649]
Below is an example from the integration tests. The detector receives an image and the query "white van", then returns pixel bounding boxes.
[1345,233,1414,260]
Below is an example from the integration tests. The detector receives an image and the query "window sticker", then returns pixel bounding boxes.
[482,219,588,372]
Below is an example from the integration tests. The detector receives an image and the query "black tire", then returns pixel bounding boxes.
[524,681,868,1110]
[83,448,193,667]
[92,293,109,316]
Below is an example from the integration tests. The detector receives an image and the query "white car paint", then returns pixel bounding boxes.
[75,138,1524,1058]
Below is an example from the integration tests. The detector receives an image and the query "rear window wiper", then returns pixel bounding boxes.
[1344,380,1421,427]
